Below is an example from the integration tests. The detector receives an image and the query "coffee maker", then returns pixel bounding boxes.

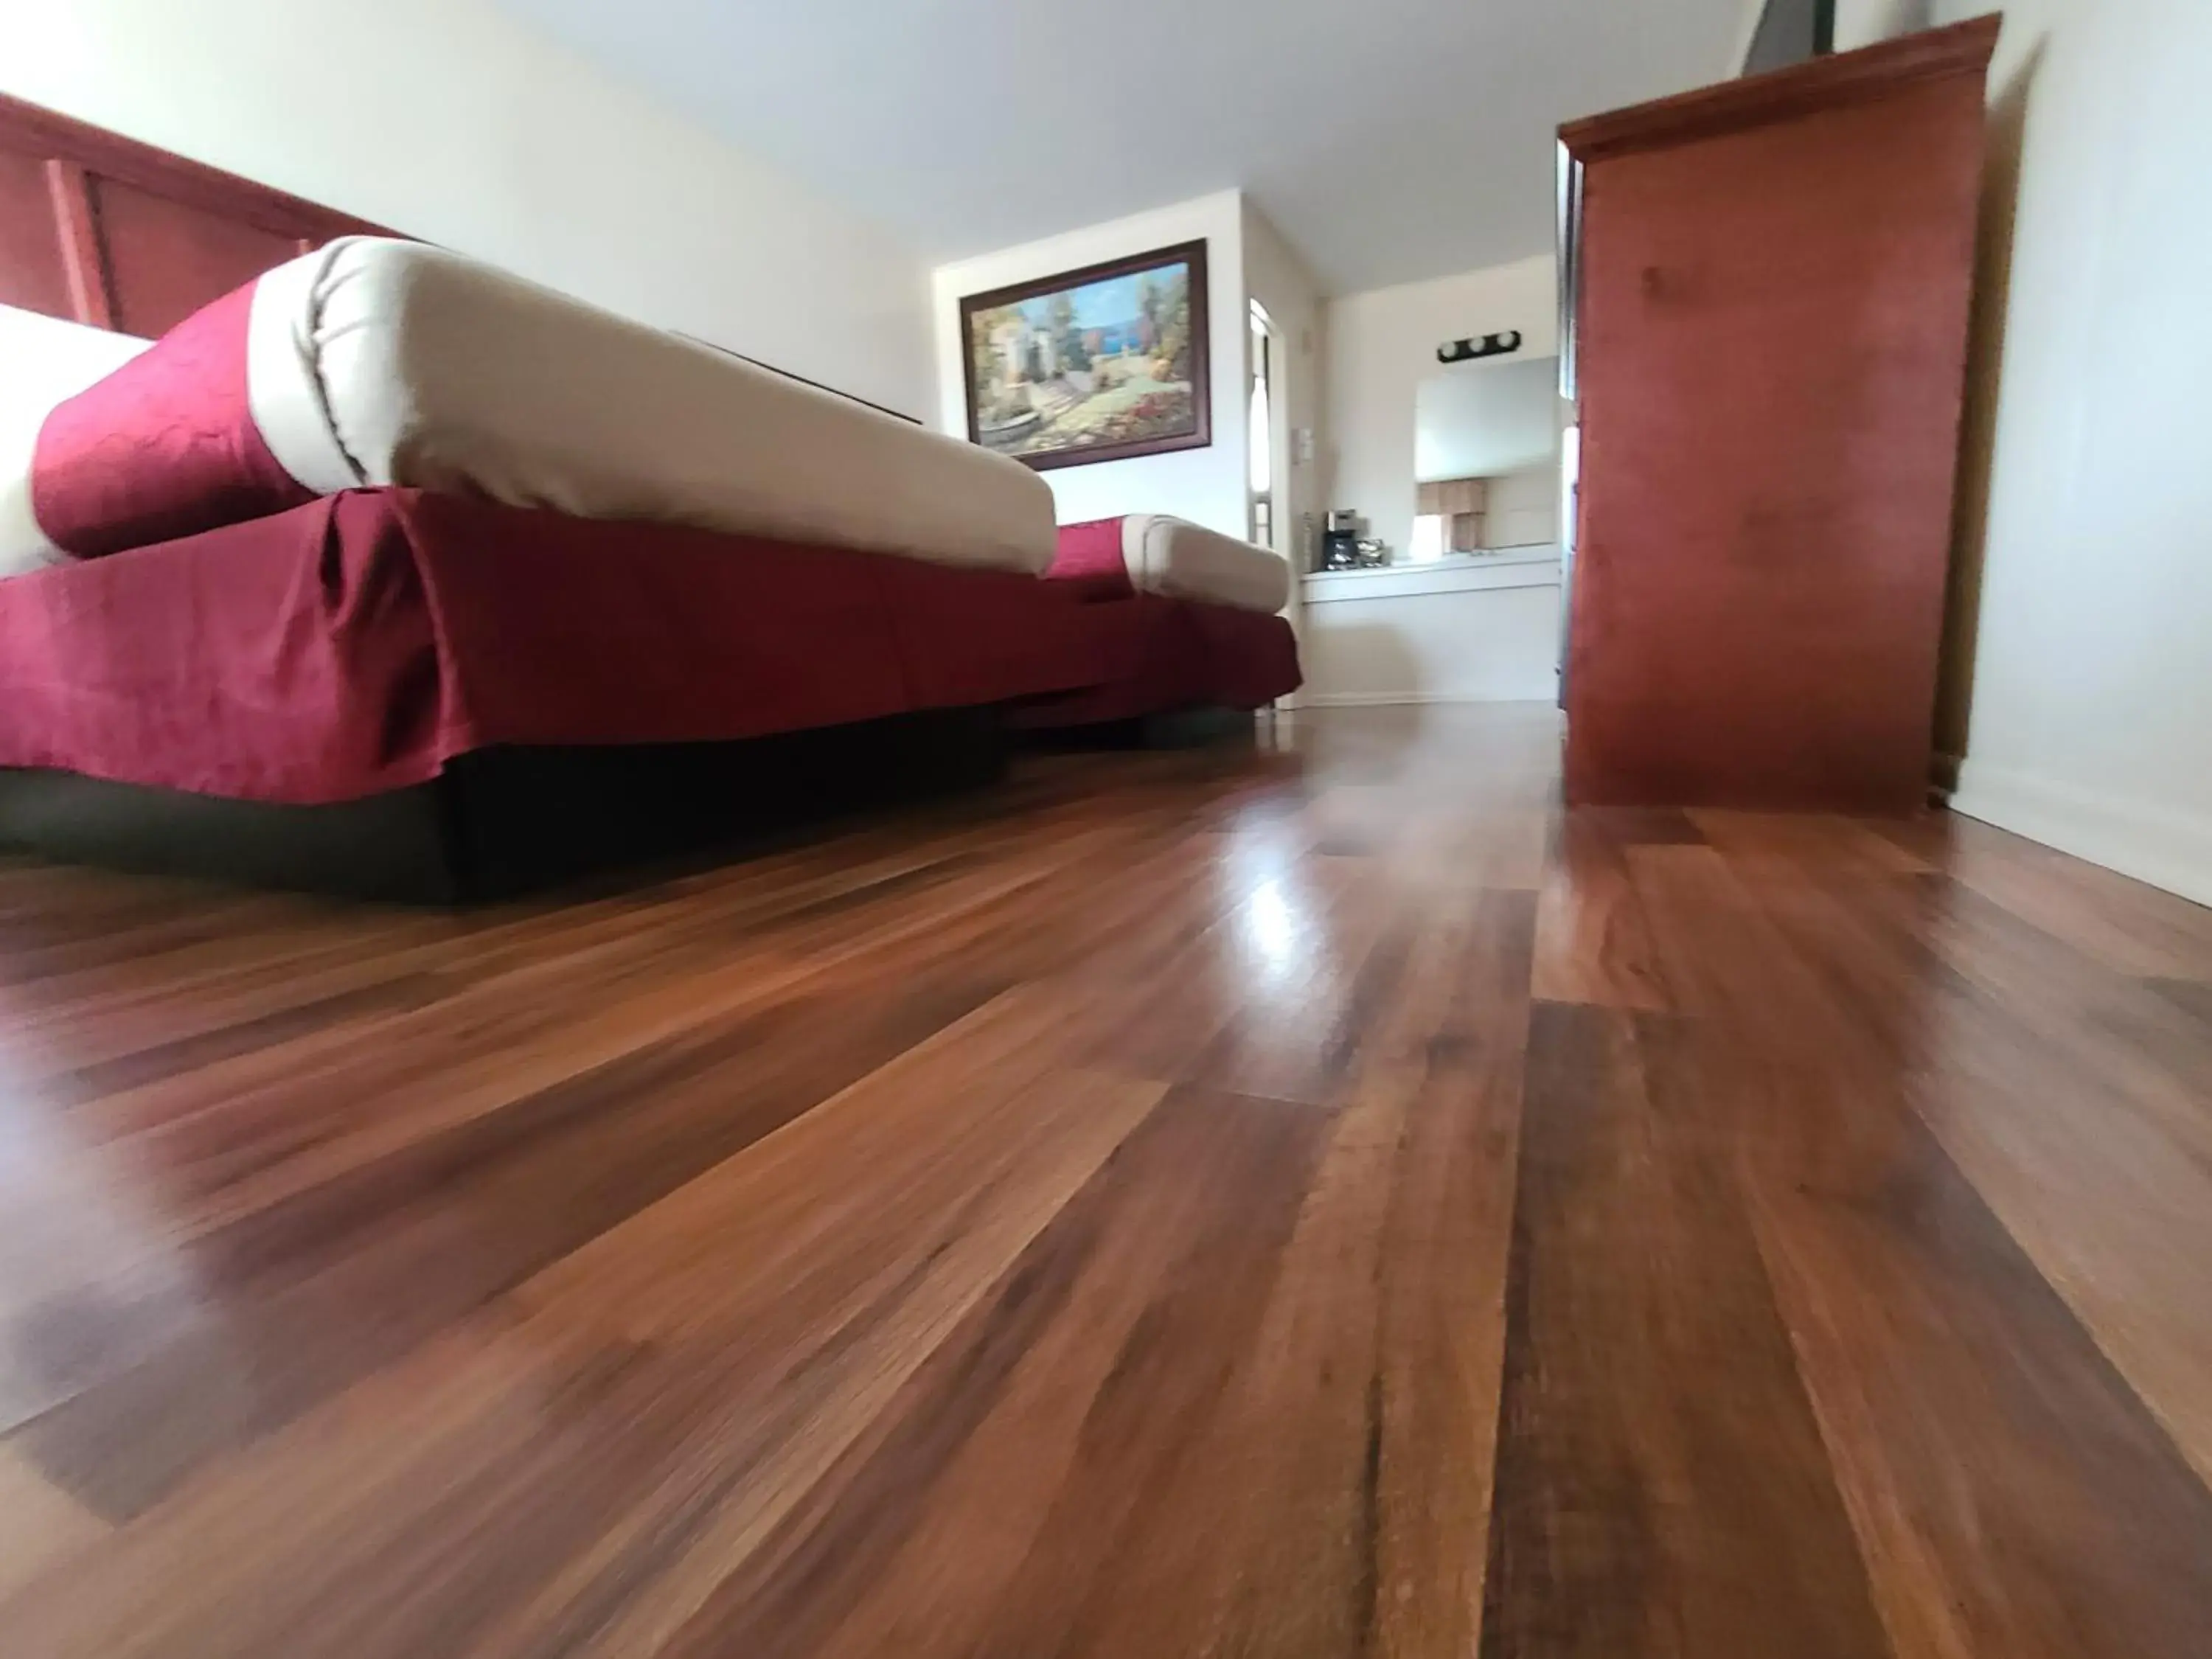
[1321,510,1385,571]
[1322,510,1364,570]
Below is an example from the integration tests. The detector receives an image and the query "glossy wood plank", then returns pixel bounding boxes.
[0,1450,106,1602]
[1482,1000,1891,1658]
[1531,811,1674,1010]
[1875,807,2212,980]
[2,704,2211,1656]
[1626,836,2212,1658]
[658,1080,1331,1659]
[1369,888,1532,1657]
[1747,844,2212,1485]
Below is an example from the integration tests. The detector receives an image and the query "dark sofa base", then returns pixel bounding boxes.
[1019,703,1262,753]
[0,706,1008,905]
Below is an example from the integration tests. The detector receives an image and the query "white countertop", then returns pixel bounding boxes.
[1302,547,1562,602]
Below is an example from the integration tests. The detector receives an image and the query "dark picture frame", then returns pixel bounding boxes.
[959,238,1211,473]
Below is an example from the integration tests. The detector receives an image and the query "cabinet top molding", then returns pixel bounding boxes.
[1559,14,2000,165]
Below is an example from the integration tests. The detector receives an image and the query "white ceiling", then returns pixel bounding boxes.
[503,0,1745,296]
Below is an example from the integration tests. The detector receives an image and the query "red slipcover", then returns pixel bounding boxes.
[0,490,1099,804]
[1015,594,1300,729]
[1032,518,1298,724]
[0,489,1300,805]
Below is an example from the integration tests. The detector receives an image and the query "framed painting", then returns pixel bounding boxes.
[959,239,1211,471]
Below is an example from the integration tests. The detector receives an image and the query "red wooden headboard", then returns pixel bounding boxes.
[0,91,394,338]
[0,93,918,421]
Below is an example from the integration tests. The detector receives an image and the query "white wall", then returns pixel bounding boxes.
[931,192,1249,538]
[1323,255,1558,559]
[1916,0,2212,904]
[1301,557,1563,706]
[1310,256,1562,708]
[1415,355,1561,483]
[0,0,933,415]
[1731,0,1934,69]
[1835,0,1935,50]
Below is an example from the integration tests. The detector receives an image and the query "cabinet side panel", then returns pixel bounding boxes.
[1565,74,1984,812]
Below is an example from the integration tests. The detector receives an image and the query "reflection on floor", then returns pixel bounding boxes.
[3,703,2211,1657]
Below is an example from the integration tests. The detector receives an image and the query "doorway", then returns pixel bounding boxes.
[1248,299,1281,554]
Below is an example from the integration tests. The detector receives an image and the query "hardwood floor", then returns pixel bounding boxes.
[4,703,2212,1657]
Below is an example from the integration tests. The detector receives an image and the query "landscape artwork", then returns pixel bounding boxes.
[960,239,1211,471]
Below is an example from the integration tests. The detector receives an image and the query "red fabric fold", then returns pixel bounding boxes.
[1015,593,1301,730]
[0,489,1298,804]
[1044,516,1136,602]
[29,281,313,557]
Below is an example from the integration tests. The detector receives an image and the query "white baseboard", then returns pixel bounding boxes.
[1950,759,2212,911]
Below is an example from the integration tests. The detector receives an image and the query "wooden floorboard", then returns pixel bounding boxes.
[1484,1001,1891,1659]
[3,704,2211,1655]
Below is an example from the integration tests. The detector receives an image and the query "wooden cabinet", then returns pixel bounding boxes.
[1558,18,1997,813]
